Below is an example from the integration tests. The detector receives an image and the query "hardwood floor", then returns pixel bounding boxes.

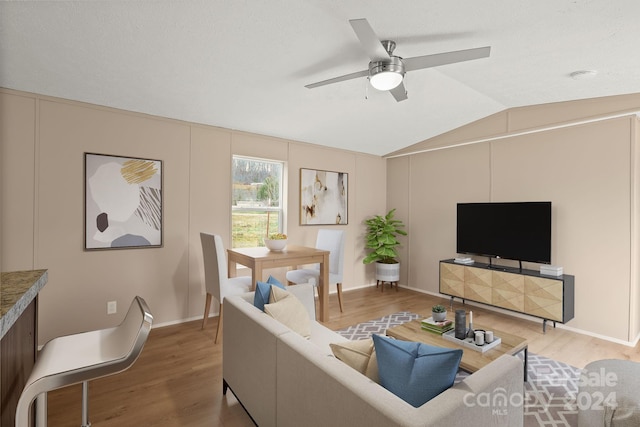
[46,285,640,426]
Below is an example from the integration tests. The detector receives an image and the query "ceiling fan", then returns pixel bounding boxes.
[305,18,491,102]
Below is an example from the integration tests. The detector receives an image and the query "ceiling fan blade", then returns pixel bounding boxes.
[389,82,408,102]
[349,18,390,62]
[305,69,369,89]
[403,46,491,72]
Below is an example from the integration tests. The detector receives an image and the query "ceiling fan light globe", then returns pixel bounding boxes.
[370,71,403,91]
[369,57,405,91]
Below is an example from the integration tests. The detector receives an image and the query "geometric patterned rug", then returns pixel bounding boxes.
[335,311,421,340]
[336,312,582,427]
[523,353,581,427]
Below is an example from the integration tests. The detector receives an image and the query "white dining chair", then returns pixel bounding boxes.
[200,232,252,343]
[286,229,346,312]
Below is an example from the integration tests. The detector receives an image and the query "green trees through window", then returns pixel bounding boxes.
[232,157,284,248]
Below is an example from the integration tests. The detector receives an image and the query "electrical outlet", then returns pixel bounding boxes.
[107,301,117,315]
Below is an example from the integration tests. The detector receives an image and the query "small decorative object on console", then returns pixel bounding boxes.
[540,265,563,276]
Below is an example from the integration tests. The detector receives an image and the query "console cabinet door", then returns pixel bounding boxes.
[524,276,564,321]
[464,266,492,305]
[492,271,525,312]
[439,262,465,298]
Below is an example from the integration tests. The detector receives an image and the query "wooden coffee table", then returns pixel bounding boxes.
[386,319,529,381]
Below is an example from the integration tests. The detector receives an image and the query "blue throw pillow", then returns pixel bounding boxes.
[253,277,286,311]
[253,281,271,311]
[267,275,285,288]
[371,334,462,407]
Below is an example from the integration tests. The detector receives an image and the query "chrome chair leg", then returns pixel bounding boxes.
[81,381,91,427]
[36,393,47,427]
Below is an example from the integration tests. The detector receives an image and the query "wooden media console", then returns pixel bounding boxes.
[439,259,574,332]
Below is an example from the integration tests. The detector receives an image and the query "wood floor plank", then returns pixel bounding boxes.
[45,286,640,426]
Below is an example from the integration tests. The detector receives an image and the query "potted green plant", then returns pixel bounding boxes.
[431,304,447,322]
[363,208,408,282]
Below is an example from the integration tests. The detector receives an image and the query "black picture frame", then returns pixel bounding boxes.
[84,152,163,250]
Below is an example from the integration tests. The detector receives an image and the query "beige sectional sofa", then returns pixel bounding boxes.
[223,283,524,427]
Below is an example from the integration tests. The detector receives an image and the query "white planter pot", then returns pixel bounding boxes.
[432,311,447,322]
[376,262,400,282]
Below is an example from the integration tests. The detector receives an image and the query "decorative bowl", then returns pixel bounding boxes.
[264,238,287,251]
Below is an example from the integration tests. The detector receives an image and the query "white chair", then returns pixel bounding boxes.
[200,232,252,343]
[286,229,346,312]
[577,359,640,427]
[15,296,153,427]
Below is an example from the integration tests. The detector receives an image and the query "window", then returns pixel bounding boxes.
[232,156,284,248]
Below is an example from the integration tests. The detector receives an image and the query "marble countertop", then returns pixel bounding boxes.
[1,269,48,339]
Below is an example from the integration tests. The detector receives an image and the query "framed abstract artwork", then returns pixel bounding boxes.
[300,168,348,225]
[84,153,163,250]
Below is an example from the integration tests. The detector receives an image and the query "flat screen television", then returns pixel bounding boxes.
[456,202,552,264]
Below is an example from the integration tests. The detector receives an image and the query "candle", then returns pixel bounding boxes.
[470,311,473,323]
[475,331,484,345]
[485,330,494,343]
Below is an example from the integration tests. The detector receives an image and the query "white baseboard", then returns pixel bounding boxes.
[152,315,207,329]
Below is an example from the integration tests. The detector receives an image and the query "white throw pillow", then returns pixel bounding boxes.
[330,338,379,383]
[264,286,311,338]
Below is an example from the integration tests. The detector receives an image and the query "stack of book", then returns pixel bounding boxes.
[420,317,454,335]
[454,257,474,265]
[540,265,563,276]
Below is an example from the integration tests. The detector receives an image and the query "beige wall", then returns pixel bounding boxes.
[386,155,410,284]
[1,89,386,344]
[5,86,639,345]
[633,117,640,340]
[389,102,640,343]
[1,92,36,271]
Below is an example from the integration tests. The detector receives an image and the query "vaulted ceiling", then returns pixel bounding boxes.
[2,1,640,156]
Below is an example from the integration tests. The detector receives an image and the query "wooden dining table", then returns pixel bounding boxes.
[227,245,331,321]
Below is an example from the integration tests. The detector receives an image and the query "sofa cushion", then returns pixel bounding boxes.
[264,286,311,338]
[330,338,379,383]
[371,334,462,407]
[308,322,347,355]
[253,277,286,311]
